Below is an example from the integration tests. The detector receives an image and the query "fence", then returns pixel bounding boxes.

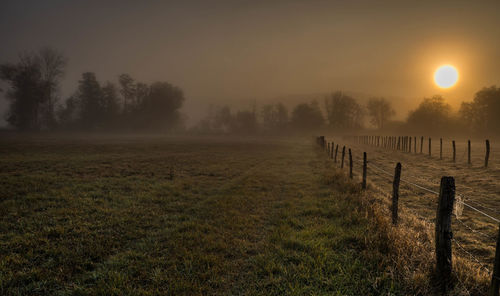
[316,135,500,295]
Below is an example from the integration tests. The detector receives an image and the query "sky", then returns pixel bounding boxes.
[1,0,500,126]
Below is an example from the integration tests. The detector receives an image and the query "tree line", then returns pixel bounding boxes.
[2,48,499,135]
[0,48,185,131]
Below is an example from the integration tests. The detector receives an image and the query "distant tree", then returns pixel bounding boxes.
[140,81,184,130]
[290,101,324,131]
[213,105,233,132]
[77,72,104,129]
[233,110,257,134]
[406,95,451,133]
[366,97,395,129]
[56,94,80,128]
[118,73,135,113]
[261,103,288,131]
[0,49,66,130]
[0,53,44,130]
[324,91,363,129]
[38,48,66,128]
[459,86,500,133]
[101,82,120,126]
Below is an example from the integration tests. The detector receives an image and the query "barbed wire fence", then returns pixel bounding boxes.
[315,135,500,295]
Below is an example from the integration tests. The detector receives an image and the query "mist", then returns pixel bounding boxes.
[2,0,500,129]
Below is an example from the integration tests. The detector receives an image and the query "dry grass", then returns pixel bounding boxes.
[323,136,500,295]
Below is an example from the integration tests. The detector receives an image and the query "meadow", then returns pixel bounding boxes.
[0,134,401,295]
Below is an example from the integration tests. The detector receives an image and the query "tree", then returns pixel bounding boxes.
[140,81,184,130]
[38,48,66,128]
[0,54,44,130]
[406,95,452,133]
[290,101,324,131]
[101,82,120,127]
[118,73,135,113]
[213,105,233,132]
[261,103,288,131]
[233,110,257,134]
[77,72,104,129]
[366,97,395,129]
[324,91,363,129]
[459,86,500,134]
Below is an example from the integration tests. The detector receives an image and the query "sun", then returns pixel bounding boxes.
[434,65,459,88]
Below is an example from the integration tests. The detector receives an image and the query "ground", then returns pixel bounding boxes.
[0,135,398,295]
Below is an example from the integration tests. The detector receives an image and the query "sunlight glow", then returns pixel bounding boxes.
[434,65,459,88]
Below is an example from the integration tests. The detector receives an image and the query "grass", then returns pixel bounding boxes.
[0,135,400,295]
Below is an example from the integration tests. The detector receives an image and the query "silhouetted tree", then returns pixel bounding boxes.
[406,95,451,133]
[233,110,257,134]
[324,91,363,129]
[213,105,233,132]
[459,86,500,134]
[366,97,395,129]
[101,82,120,127]
[140,81,184,130]
[118,73,135,113]
[290,101,324,131]
[0,49,66,130]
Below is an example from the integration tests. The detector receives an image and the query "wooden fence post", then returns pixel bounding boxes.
[452,140,456,163]
[489,224,500,296]
[397,136,401,150]
[409,136,412,153]
[435,176,456,292]
[421,136,424,154]
[331,142,334,159]
[362,152,367,189]
[328,142,330,156]
[341,146,346,168]
[468,140,471,166]
[440,138,443,160]
[334,144,339,163]
[349,148,353,179]
[414,136,417,154]
[392,162,402,225]
[486,139,490,168]
[429,138,432,157]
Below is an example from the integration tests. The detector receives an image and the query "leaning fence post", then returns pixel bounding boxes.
[489,224,500,296]
[452,140,456,163]
[392,163,402,225]
[468,140,471,166]
[341,146,346,168]
[440,138,443,160]
[334,144,338,163]
[486,139,490,168]
[349,148,353,179]
[362,152,367,189]
[435,176,456,292]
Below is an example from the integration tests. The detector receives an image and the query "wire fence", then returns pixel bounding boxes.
[316,135,500,294]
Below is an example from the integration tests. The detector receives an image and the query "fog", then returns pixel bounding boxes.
[1,0,500,129]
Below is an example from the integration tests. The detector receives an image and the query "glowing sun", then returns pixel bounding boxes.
[434,65,459,88]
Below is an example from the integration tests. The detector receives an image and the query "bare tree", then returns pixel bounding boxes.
[366,97,395,129]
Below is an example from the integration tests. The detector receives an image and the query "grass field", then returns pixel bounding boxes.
[0,135,401,295]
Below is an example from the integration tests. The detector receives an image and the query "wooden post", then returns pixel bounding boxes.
[489,224,500,296]
[334,144,339,163]
[349,148,353,179]
[341,146,346,168]
[392,163,402,225]
[397,136,401,150]
[331,142,334,159]
[414,136,417,154]
[486,139,490,168]
[328,142,330,156]
[440,138,443,160]
[409,136,412,153]
[467,140,471,165]
[435,176,455,292]
[452,140,456,163]
[428,137,432,157]
[362,152,367,189]
[421,136,424,154]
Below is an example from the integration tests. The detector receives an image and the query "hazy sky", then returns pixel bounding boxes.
[1,0,500,125]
